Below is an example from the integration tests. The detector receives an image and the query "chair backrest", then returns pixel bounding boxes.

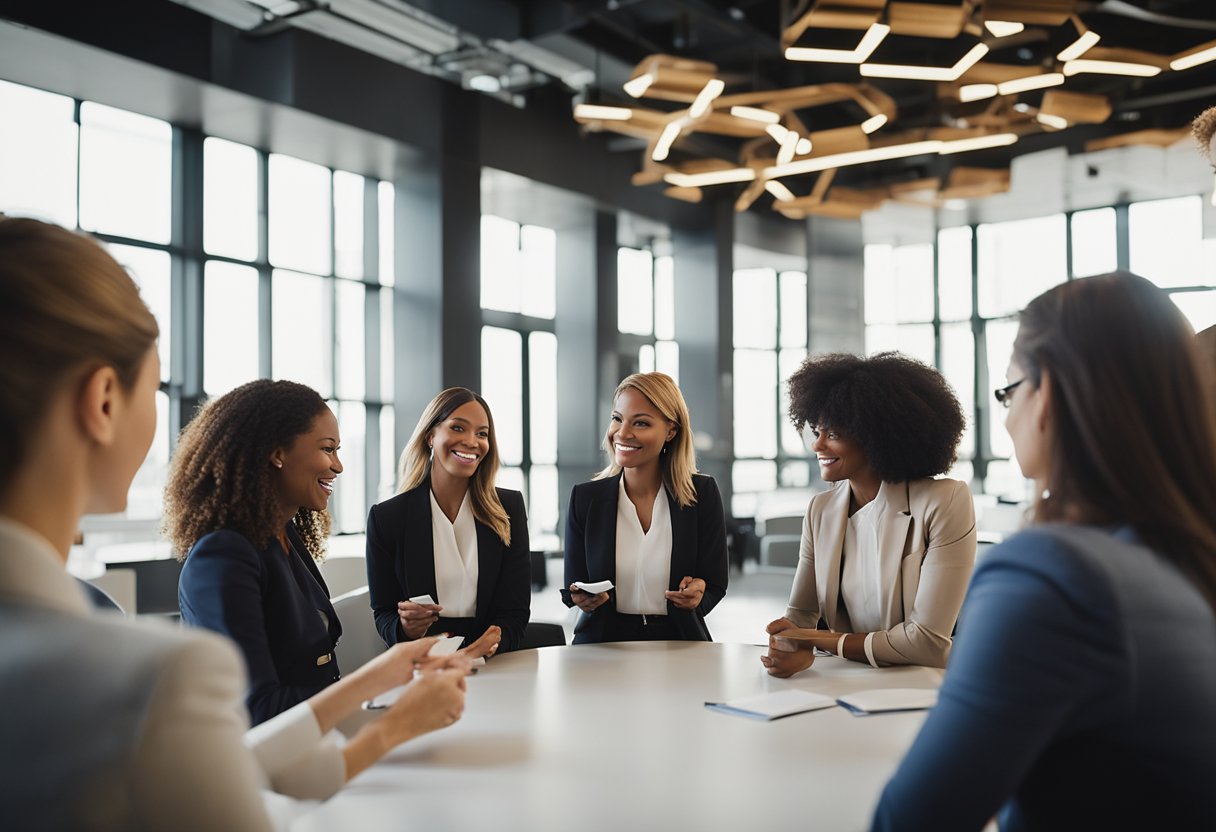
[517,621,567,650]
[83,570,136,615]
[331,586,385,672]
[319,555,370,599]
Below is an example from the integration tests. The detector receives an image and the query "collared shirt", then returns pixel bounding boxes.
[431,490,479,618]
[840,499,884,633]
[614,477,672,615]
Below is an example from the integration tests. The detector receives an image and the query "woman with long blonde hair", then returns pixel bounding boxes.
[562,372,728,643]
[366,388,531,653]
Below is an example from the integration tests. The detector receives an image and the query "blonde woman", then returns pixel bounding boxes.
[366,388,531,653]
[562,372,728,643]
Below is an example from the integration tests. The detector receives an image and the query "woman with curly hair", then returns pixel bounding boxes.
[366,388,530,653]
[562,372,729,643]
[872,272,1216,830]
[762,352,976,674]
[168,380,352,724]
[1,217,467,831]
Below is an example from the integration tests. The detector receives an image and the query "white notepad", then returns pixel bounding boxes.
[705,689,837,721]
[835,688,938,715]
[572,580,614,594]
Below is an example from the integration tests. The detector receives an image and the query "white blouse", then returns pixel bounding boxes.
[614,477,672,615]
[430,490,479,618]
[840,499,884,633]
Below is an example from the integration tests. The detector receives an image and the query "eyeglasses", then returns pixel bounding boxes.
[993,379,1025,408]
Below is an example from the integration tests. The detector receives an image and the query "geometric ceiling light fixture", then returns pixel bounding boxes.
[1062,47,1167,77]
[623,54,719,102]
[1037,89,1113,127]
[861,42,990,81]
[1171,37,1216,71]
[785,23,891,63]
[1056,15,1101,62]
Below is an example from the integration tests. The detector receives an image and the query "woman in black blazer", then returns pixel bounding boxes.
[563,372,728,643]
[167,380,348,725]
[366,388,531,653]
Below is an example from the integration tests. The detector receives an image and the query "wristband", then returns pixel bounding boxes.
[836,633,848,659]
[863,633,879,668]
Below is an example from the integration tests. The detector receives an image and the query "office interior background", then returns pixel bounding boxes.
[2,0,1215,618]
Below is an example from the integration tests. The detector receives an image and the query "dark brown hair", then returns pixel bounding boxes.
[163,380,332,560]
[1013,271,1216,612]
[0,217,158,484]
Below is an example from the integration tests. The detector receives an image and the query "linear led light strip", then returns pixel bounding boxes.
[688,79,725,118]
[960,72,1065,102]
[1063,59,1160,77]
[651,120,686,161]
[573,104,634,121]
[1057,30,1100,62]
[1173,41,1216,71]
[861,43,989,82]
[623,73,654,98]
[785,23,890,64]
[984,21,1024,37]
[731,106,781,124]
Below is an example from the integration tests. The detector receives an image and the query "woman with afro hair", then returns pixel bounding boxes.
[761,352,976,674]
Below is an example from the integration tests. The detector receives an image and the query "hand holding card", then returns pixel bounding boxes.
[572,580,614,594]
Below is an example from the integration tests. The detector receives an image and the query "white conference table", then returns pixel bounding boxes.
[294,641,942,832]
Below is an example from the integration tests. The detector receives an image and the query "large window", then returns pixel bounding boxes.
[1,78,397,533]
[1130,196,1216,332]
[731,267,808,517]
[618,246,680,380]
[480,215,560,539]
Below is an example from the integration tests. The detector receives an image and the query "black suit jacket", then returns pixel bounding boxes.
[178,525,341,726]
[365,481,531,652]
[561,473,729,643]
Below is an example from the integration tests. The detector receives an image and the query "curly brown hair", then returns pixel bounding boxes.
[163,379,332,561]
[1193,105,1216,165]
[787,352,965,483]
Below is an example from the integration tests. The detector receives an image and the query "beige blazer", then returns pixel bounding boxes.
[784,478,976,668]
[0,519,344,832]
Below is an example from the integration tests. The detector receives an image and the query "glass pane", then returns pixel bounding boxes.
[380,287,394,401]
[638,344,655,374]
[79,102,172,244]
[733,268,777,348]
[333,171,365,280]
[272,269,333,397]
[865,324,935,366]
[335,401,366,534]
[780,460,810,488]
[108,244,171,383]
[940,322,975,459]
[269,154,332,275]
[947,460,973,485]
[335,280,365,400]
[977,215,1067,318]
[378,181,395,286]
[0,80,77,226]
[731,459,778,517]
[481,215,520,313]
[529,331,558,465]
[203,137,258,261]
[204,261,260,395]
[126,391,170,519]
[379,405,396,502]
[894,244,935,323]
[1129,196,1204,289]
[481,327,523,465]
[618,247,654,335]
[521,224,556,319]
[655,340,679,383]
[1171,289,1216,333]
[1070,207,1116,278]
[779,271,808,348]
[496,466,526,498]
[864,245,895,325]
[529,464,559,534]
[986,318,1020,459]
[654,255,675,340]
[779,348,807,454]
[733,349,777,458]
[984,459,1028,502]
[937,226,973,322]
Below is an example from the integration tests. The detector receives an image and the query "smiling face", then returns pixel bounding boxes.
[806,425,873,485]
[272,407,343,513]
[607,386,676,473]
[429,399,491,484]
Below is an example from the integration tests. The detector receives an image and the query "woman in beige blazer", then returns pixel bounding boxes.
[0,218,468,832]
[762,353,976,674]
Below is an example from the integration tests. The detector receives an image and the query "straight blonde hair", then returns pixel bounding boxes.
[397,388,512,545]
[595,372,698,507]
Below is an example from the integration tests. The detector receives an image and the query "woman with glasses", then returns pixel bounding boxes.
[762,353,975,674]
[872,272,1216,830]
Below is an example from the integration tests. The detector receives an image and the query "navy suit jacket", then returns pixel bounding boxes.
[562,473,729,643]
[365,481,531,652]
[178,525,341,726]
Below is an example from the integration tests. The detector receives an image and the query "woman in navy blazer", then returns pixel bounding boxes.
[563,372,728,643]
[167,380,346,725]
[366,388,530,653]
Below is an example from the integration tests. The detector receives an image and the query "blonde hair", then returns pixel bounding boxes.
[0,217,158,482]
[595,372,699,507]
[397,388,512,545]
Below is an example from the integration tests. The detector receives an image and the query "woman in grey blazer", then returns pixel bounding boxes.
[763,353,975,672]
[0,218,468,832]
